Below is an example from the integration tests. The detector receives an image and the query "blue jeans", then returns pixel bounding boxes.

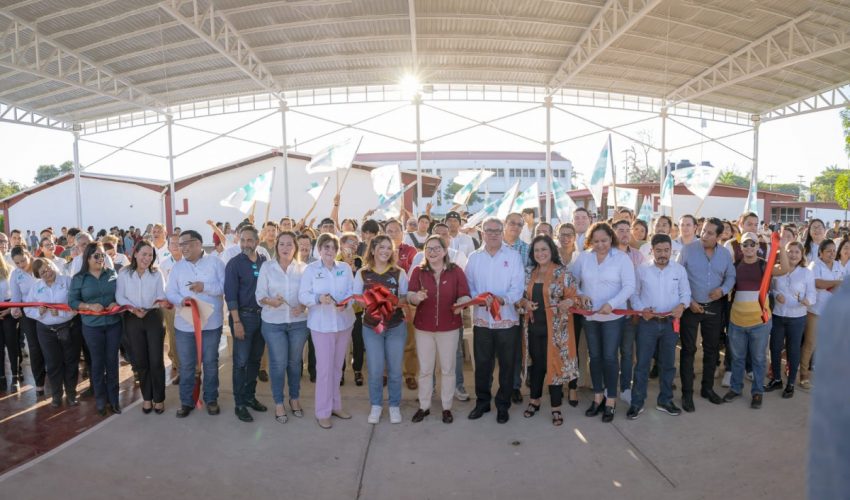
[175,327,223,407]
[261,320,309,404]
[230,311,265,407]
[769,315,806,385]
[632,319,677,409]
[620,318,636,392]
[362,322,407,407]
[584,317,625,398]
[81,322,122,409]
[729,320,771,396]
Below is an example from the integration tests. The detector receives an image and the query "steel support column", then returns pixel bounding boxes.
[659,107,667,216]
[167,115,176,233]
[281,102,290,217]
[544,97,553,221]
[414,93,423,205]
[752,114,761,216]
[72,130,82,227]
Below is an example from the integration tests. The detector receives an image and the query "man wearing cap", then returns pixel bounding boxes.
[445,211,475,258]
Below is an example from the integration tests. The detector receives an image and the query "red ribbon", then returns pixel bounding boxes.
[339,285,399,334]
[182,298,204,409]
[453,292,502,321]
[568,307,680,333]
[757,232,781,323]
[0,300,172,316]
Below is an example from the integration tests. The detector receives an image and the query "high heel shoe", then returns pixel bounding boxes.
[585,397,606,417]
[154,403,165,414]
[523,402,541,418]
[568,388,579,407]
[142,402,153,414]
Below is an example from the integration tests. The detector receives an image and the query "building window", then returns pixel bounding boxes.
[772,207,800,223]
[497,169,504,177]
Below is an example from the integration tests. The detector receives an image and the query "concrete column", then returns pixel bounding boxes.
[544,97,552,222]
[167,115,176,233]
[72,129,82,228]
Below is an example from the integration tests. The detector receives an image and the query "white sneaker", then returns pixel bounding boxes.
[389,406,402,424]
[620,388,632,404]
[455,386,470,401]
[721,371,732,388]
[746,371,754,381]
[367,405,382,424]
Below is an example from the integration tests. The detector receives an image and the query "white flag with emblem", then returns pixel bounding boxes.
[659,173,675,208]
[512,182,539,212]
[637,195,652,223]
[587,138,609,209]
[745,168,759,217]
[304,136,362,174]
[673,166,720,200]
[552,178,577,223]
[615,187,640,211]
[307,177,329,201]
[464,181,520,229]
[452,169,494,205]
[219,170,273,214]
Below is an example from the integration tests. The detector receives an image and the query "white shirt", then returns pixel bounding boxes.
[116,267,167,309]
[10,268,36,303]
[450,232,476,259]
[410,247,468,271]
[572,248,637,322]
[772,266,817,318]
[24,276,75,325]
[67,252,114,276]
[403,231,430,249]
[159,256,181,280]
[298,259,355,332]
[631,261,691,314]
[465,244,525,328]
[220,244,270,265]
[640,239,682,262]
[519,225,533,245]
[166,253,226,331]
[46,256,69,276]
[255,259,308,325]
[112,253,130,269]
[153,240,172,266]
[808,258,843,316]
[0,277,9,301]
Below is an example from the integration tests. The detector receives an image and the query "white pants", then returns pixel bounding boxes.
[415,329,459,411]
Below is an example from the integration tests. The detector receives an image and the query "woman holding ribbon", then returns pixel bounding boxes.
[10,246,44,396]
[800,239,843,389]
[0,247,21,393]
[352,235,409,425]
[518,235,579,426]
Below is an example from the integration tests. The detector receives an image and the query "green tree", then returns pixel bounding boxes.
[717,169,749,188]
[841,106,850,157]
[835,171,850,210]
[0,178,25,198]
[444,181,484,206]
[33,161,75,184]
[811,165,849,202]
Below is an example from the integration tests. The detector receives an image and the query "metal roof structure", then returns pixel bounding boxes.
[2,0,850,133]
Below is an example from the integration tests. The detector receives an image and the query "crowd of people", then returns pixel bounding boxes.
[0,200,848,429]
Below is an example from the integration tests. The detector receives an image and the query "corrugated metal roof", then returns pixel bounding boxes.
[1,0,848,126]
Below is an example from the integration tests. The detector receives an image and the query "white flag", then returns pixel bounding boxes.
[307,177,329,201]
[452,169,494,205]
[376,182,417,216]
[219,170,273,214]
[587,138,609,210]
[745,169,759,217]
[464,181,520,229]
[370,164,401,198]
[552,178,577,223]
[512,182,539,212]
[305,136,362,174]
[673,166,719,200]
[638,195,652,223]
[614,187,640,211]
[659,173,675,208]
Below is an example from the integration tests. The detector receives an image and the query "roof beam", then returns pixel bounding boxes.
[0,100,72,131]
[0,10,169,118]
[219,0,351,17]
[158,0,283,99]
[665,13,850,106]
[546,0,664,94]
[408,0,417,75]
[761,82,850,122]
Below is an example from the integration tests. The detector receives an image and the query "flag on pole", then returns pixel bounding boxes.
[660,172,675,207]
[496,180,521,221]
[551,177,577,223]
[376,183,417,216]
[512,182,539,212]
[219,170,273,214]
[638,195,652,223]
[614,187,640,211]
[745,169,759,216]
[588,138,609,210]
[304,136,363,174]
[673,166,720,200]
[452,169,494,205]
[370,164,401,198]
[464,181,520,229]
[307,177,329,201]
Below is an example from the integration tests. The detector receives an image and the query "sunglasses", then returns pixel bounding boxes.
[741,242,757,248]
[92,253,106,260]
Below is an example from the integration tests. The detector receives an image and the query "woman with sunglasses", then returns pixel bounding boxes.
[9,246,45,395]
[116,240,167,414]
[801,239,843,389]
[69,242,122,416]
[39,237,69,275]
[24,259,78,407]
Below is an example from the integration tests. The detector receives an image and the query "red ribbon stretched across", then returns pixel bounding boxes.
[757,232,781,323]
[339,285,398,334]
[0,300,172,316]
[182,298,204,409]
[453,292,502,321]
[568,307,680,333]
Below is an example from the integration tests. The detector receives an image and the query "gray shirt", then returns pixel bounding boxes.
[676,240,736,304]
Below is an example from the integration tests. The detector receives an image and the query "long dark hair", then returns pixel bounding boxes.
[77,242,104,277]
[129,239,158,273]
[529,235,563,268]
[804,218,825,257]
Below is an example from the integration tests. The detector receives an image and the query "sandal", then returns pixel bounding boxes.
[523,402,541,418]
[275,412,289,424]
[289,399,304,418]
[552,410,563,426]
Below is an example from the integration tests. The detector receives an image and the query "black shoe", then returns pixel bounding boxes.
[764,379,783,392]
[656,401,682,416]
[523,402,541,418]
[681,394,695,413]
[309,374,316,383]
[412,409,430,423]
[700,388,723,405]
[247,399,267,412]
[96,406,107,417]
[750,394,763,409]
[258,370,269,382]
[468,406,491,420]
[340,375,345,386]
[66,396,79,407]
[497,408,509,424]
[81,386,94,397]
[626,405,644,420]
[176,405,193,418]
[722,390,741,403]
[782,384,795,399]
[602,405,615,423]
[585,398,606,417]
[51,397,62,408]
[142,403,153,414]
[354,371,364,386]
[36,389,45,397]
[235,406,254,422]
[649,363,659,379]
[207,401,221,415]
[107,404,121,415]
[442,410,453,423]
[511,389,523,404]
[171,375,180,386]
[133,371,140,384]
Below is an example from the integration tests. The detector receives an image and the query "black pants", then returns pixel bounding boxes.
[125,310,166,403]
[351,312,364,372]
[473,325,519,411]
[73,315,92,374]
[1,314,21,381]
[36,320,80,399]
[679,301,724,396]
[20,316,45,387]
[528,324,563,407]
[307,334,316,379]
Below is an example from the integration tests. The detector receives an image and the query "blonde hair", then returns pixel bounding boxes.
[0,252,9,280]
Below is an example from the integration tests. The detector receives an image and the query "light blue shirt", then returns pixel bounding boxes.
[166,253,226,331]
[298,259,355,333]
[676,241,736,304]
[631,261,691,313]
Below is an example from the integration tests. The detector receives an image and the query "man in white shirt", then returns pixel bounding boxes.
[639,215,682,261]
[465,217,525,424]
[613,218,645,404]
[166,229,226,418]
[676,214,699,247]
[573,207,591,251]
[519,208,535,245]
[403,215,431,251]
[628,234,690,420]
[151,223,172,266]
[159,234,185,383]
[445,211,475,257]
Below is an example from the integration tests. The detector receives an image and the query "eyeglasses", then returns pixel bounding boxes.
[91,253,106,261]
[741,242,757,248]
[483,229,502,235]
[425,246,443,252]
[559,233,575,238]
[178,239,199,247]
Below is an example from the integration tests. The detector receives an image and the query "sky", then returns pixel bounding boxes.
[1,98,847,192]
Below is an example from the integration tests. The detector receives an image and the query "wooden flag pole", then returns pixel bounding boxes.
[249,200,258,223]
[693,196,708,218]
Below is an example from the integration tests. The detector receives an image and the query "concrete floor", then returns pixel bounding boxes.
[0,348,809,500]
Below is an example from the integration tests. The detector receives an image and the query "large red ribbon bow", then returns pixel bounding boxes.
[339,285,399,334]
[454,292,502,321]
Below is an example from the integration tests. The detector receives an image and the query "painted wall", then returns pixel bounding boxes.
[656,194,765,221]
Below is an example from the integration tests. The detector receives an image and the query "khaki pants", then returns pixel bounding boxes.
[163,307,179,370]
[402,306,418,379]
[415,329,459,411]
[800,313,818,382]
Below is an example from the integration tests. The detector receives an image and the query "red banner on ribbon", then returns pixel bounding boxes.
[0,300,172,316]
[338,285,399,334]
